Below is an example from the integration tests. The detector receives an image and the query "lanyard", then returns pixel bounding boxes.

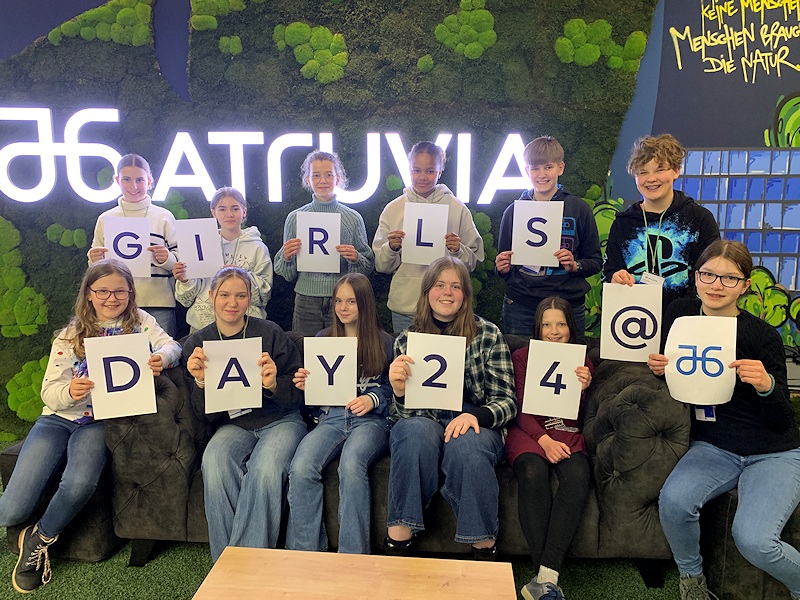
[217,317,248,340]
[642,205,666,276]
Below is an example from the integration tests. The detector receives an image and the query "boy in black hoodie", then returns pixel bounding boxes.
[495,136,601,336]
[603,134,719,312]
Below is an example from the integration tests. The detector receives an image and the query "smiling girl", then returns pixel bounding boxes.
[384,256,516,560]
[173,186,272,332]
[0,260,180,593]
[89,154,180,336]
[274,150,374,335]
[648,240,800,600]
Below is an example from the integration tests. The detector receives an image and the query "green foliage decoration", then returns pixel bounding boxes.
[469,209,499,311]
[434,5,497,61]
[385,175,404,191]
[49,1,153,47]
[46,224,88,249]
[6,356,49,422]
[417,54,434,72]
[219,35,243,56]
[275,22,348,84]
[163,192,189,220]
[555,18,646,73]
[739,266,790,327]
[191,15,218,31]
[0,217,48,339]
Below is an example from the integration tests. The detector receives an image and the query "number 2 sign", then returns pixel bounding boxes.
[404,332,466,411]
[522,339,586,420]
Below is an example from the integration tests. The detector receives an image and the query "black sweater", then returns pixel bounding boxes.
[183,317,303,431]
[664,299,800,456]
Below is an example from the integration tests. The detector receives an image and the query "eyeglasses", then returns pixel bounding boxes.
[696,271,747,288]
[89,288,131,300]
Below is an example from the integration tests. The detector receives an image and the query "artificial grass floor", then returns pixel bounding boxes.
[0,530,681,600]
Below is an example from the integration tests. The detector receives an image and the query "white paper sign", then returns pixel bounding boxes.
[297,212,341,273]
[510,201,563,268]
[175,218,224,280]
[600,283,662,362]
[522,339,586,420]
[402,203,449,266]
[203,337,263,414]
[104,216,152,278]
[404,332,466,411]
[303,337,357,406]
[664,316,737,405]
[84,333,156,420]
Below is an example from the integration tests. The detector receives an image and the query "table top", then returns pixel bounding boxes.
[193,547,517,599]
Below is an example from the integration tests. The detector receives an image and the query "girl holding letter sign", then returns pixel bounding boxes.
[0,260,180,594]
[173,186,273,332]
[274,150,374,335]
[183,266,306,562]
[372,141,484,333]
[287,273,394,554]
[384,257,516,560]
[504,296,593,600]
[88,154,180,336]
[647,241,800,600]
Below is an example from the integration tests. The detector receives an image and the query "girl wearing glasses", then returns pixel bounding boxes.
[647,240,800,600]
[0,259,180,594]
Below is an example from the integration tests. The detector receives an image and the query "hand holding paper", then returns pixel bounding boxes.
[69,376,94,401]
[259,352,277,391]
[187,346,208,383]
[389,355,414,396]
[293,367,309,391]
[730,359,772,393]
[148,354,164,377]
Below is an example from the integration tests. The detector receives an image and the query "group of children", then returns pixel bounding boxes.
[0,133,797,600]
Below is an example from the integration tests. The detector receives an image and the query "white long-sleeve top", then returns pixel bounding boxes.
[41,309,182,422]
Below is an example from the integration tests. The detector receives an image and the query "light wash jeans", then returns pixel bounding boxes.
[144,306,176,338]
[201,412,306,562]
[391,312,413,335]
[292,294,333,336]
[286,408,389,554]
[387,416,504,544]
[501,295,586,337]
[659,440,800,597]
[0,415,107,539]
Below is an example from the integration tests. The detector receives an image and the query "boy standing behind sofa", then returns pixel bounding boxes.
[604,134,719,314]
[495,136,601,336]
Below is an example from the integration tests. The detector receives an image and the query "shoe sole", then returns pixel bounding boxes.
[12,526,36,594]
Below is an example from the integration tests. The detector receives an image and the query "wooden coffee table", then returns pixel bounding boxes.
[193,547,517,599]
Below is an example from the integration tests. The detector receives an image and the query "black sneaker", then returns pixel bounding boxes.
[383,536,413,557]
[12,525,56,594]
[471,544,498,561]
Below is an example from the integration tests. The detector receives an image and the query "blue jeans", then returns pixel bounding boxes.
[144,306,176,338]
[391,312,413,335]
[501,295,586,338]
[659,441,800,596]
[201,413,307,562]
[0,415,107,539]
[286,408,389,554]
[292,294,333,336]
[387,416,504,544]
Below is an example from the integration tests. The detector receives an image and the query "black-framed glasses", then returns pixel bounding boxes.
[89,288,131,300]
[696,271,747,288]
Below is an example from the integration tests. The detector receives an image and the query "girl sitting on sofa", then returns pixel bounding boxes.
[0,259,180,593]
[184,266,305,562]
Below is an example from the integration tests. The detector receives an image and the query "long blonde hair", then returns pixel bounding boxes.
[411,256,476,343]
[67,260,140,358]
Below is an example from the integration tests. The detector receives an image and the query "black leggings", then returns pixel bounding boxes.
[513,451,590,572]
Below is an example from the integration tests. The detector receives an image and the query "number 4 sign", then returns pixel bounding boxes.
[522,339,586,420]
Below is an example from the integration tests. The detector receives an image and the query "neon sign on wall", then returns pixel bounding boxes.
[0,107,530,205]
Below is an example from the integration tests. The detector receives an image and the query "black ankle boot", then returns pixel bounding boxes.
[471,544,498,561]
[383,536,413,557]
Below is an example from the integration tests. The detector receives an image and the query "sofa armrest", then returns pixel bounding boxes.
[583,360,690,558]
[104,366,201,541]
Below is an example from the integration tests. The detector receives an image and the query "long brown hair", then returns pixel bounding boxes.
[533,296,578,344]
[411,256,477,343]
[325,273,386,377]
[67,259,140,358]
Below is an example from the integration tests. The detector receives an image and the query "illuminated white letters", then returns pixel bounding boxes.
[207,131,265,199]
[152,132,216,202]
[476,133,528,205]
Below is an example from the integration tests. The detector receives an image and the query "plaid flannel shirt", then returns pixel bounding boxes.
[390,316,517,429]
